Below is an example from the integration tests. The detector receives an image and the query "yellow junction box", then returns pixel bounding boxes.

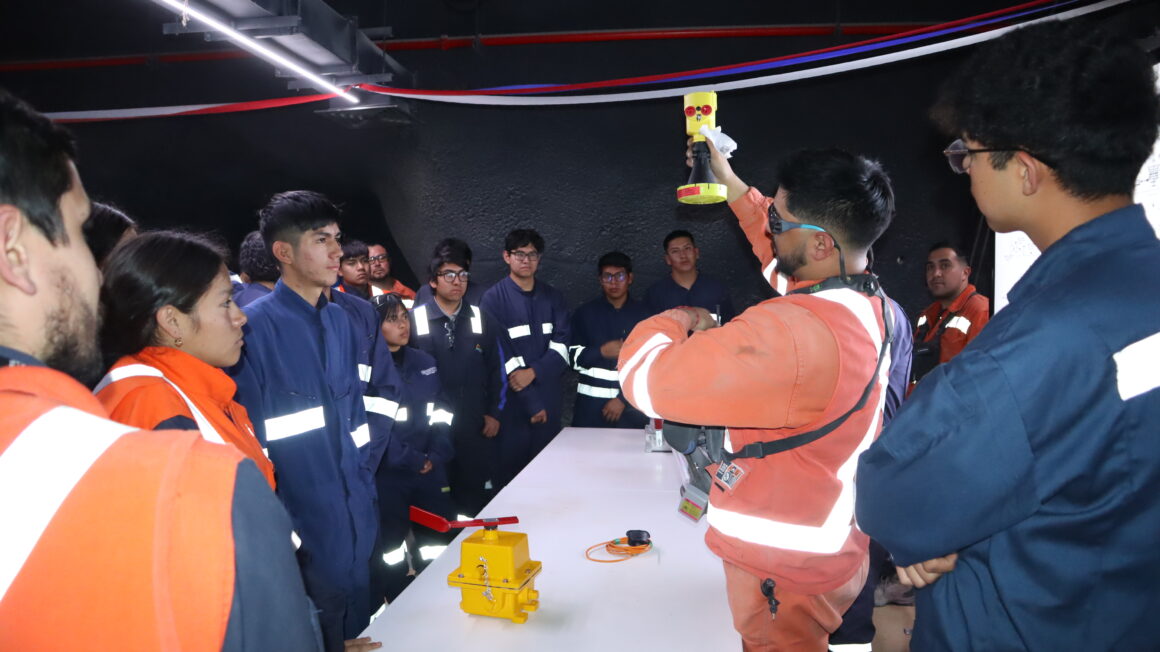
[447,528,542,623]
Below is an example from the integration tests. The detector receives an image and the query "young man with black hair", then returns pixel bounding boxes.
[336,239,377,301]
[413,238,484,307]
[234,230,280,308]
[367,243,415,304]
[569,251,651,429]
[481,228,571,486]
[645,229,735,323]
[230,190,381,651]
[857,20,1160,651]
[911,241,989,384]
[409,244,507,516]
[0,90,320,650]
[620,146,896,650]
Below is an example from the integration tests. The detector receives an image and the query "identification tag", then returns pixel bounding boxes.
[714,461,747,491]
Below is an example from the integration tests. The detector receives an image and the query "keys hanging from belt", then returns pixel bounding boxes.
[760,578,780,618]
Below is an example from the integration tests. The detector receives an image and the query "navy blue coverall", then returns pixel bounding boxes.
[330,289,401,473]
[481,276,571,485]
[371,346,457,603]
[408,298,507,516]
[568,294,651,429]
[644,273,735,323]
[230,281,378,651]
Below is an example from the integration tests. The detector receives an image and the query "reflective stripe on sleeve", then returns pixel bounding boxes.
[469,306,483,334]
[350,423,371,448]
[425,402,454,426]
[412,305,430,336]
[541,323,553,334]
[946,315,971,335]
[402,299,414,309]
[0,407,135,602]
[916,314,928,328]
[357,364,372,383]
[568,345,585,368]
[577,384,620,399]
[1114,330,1160,401]
[618,333,674,419]
[363,396,400,420]
[548,340,570,364]
[508,324,531,339]
[504,356,526,375]
[396,407,410,422]
[577,365,620,382]
[265,406,326,442]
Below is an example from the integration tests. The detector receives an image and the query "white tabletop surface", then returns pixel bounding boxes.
[361,426,740,649]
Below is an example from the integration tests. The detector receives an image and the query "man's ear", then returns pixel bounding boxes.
[0,206,37,296]
[812,232,835,261]
[1014,151,1044,196]
[271,240,294,266]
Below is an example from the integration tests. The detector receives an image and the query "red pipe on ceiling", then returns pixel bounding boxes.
[0,23,931,73]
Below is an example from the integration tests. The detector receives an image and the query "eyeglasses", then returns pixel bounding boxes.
[600,271,628,284]
[368,254,388,263]
[435,270,470,283]
[508,250,541,262]
[768,203,827,235]
[942,138,1053,175]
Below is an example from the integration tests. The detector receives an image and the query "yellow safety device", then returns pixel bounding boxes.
[677,91,728,205]
[448,527,542,623]
[409,507,542,624]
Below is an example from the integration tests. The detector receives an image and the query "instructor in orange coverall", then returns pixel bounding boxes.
[619,143,895,651]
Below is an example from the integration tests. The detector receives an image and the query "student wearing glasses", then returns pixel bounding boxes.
[645,229,735,324]
[858,22,1160,651]
[409,244,507,516]
[481,229,571,487]
[568,251,651,429]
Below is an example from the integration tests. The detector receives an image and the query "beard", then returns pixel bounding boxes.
[774,242,809,279]
[41,267,104,388]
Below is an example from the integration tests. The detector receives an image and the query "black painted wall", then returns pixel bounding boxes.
[2,2,1155,320]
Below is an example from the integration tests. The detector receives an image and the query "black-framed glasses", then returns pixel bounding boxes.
[368,254,388,263]
[768,203,826,235]
[600,271,628,284]
[508,250,541,262]
[942,138,1053,175]
[435,270,470,283]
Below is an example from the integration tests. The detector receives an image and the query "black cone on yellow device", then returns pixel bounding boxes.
[678,91,727,205]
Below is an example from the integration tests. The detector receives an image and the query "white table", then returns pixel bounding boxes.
[362,426,740,649]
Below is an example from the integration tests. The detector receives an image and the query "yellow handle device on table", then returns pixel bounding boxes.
[411,507,542,624]
[677,91,727,204]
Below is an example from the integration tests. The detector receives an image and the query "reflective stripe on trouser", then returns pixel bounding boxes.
[577,384,619,399]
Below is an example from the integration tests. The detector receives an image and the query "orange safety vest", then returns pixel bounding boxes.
[620,187,890,594]
[95,346,276,489]
[0,365,240,651]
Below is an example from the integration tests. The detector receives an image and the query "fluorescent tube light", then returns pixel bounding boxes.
[155,0,359,104]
